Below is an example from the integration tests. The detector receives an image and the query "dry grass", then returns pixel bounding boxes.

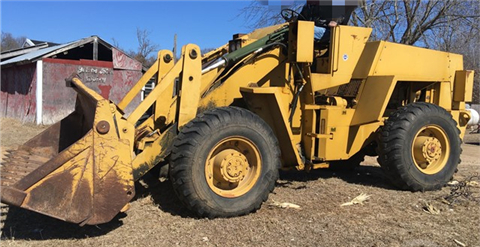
[0,117,479,247]
[0,118,48,147]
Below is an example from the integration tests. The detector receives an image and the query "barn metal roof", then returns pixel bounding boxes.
[1,42,50,61]
[0,36,113,67]
[0,43,73,66]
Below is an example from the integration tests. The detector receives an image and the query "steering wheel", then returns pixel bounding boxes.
[280,8,304,22]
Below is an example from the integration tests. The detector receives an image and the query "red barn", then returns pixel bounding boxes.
[1,36,144,125]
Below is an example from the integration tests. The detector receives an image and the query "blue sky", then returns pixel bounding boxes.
[1,0,273,53]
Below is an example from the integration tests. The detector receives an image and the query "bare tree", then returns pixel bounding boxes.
[240,0,479,45]
[351,0,480,46]
[239,0,480,103]
[1,32,26,51]
[112,28,159,68]
[132,28,159,67]
[111,37,122,50]
[201,48,216,55]
[422,3,480,103]
[238,1,304,29]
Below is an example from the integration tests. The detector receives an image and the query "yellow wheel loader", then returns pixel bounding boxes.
[1,12,474,225]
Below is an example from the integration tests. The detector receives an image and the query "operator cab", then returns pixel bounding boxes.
[287,21,372,92]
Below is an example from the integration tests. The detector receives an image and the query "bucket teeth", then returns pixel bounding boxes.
[0,148,53,188]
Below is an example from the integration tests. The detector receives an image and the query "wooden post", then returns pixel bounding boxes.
[173,34,177,62]
[93,36,98,61]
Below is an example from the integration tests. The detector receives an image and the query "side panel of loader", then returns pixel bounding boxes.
[240,87,304,168]
[304,25,472,164]
[351,41,472,137]
[351,76,397,126]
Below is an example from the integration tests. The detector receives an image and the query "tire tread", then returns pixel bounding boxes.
[377,103,461,191]
[170,107,280,218]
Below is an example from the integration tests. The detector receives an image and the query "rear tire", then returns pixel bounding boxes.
[377,103,461,191]
[169,107,280,218]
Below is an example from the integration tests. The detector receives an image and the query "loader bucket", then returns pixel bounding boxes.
[1,75,136,225]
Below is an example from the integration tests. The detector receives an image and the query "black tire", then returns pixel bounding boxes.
[377,102,461,191]
[169,107,280,218]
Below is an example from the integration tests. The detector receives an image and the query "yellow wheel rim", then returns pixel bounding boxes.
[205,136,261,198]
[411,125,450,175]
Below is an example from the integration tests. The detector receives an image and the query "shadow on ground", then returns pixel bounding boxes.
[0,168,192,241]
[133,169,193,219]
[1,205,125,240]
[0,162,396,240]
[278,164,397,190]
[465,141,479,146]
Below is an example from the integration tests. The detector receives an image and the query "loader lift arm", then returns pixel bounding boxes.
[0,43,205,225]
[0,26,297,224]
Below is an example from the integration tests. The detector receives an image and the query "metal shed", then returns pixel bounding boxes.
[1,36,143,124]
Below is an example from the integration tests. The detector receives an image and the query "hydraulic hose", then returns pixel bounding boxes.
[201,26,289,74]
[288,63,306,123]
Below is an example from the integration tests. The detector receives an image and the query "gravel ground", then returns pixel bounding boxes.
[1,118,479,247]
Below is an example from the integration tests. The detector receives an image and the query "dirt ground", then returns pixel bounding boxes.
[0,117,479,247]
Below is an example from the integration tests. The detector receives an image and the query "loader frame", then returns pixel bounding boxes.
[1,21,474,225]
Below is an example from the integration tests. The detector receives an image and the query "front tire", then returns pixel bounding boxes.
[378,103,461,191]
[169,107,280,218]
